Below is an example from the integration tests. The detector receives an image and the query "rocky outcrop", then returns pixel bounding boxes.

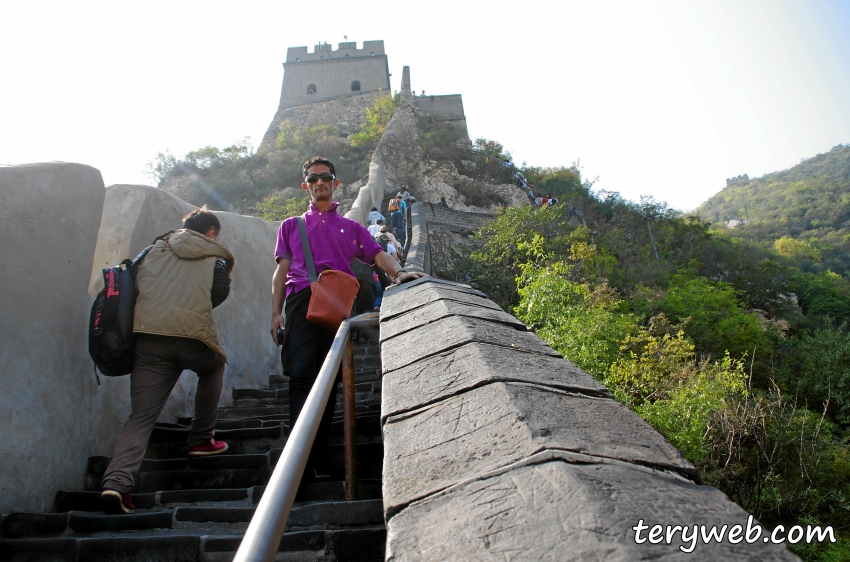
[257,91,385,155]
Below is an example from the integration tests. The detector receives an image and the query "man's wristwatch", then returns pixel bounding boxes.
[392,270,407,283]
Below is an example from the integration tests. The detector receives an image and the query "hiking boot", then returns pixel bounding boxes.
[188,438,229,457]
[101,489,135,514]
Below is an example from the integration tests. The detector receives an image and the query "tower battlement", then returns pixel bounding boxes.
[277,40,390,109]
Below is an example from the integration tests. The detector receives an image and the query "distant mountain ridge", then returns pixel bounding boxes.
[697,143,850,275]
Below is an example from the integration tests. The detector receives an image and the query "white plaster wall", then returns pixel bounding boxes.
[0,163,129,514]
[88,184,281,423]
[345,156,386,227]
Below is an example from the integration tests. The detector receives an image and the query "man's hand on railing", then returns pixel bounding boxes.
[393,271,427,285]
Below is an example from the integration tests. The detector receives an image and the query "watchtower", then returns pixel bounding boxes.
[277,40,390,109]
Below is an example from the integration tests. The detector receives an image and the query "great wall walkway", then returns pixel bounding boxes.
[1,165,800,561]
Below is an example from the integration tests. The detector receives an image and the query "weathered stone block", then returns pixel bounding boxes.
[386,459,798,561]
[0,163,123,514]
[381,281,495,321]
[382,316,559,373]
[381,297,524,340]
[381,342,609,418]
[383,383,695,514]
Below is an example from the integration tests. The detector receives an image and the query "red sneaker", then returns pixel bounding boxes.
[188,438,229,457]
[101,489,135,514]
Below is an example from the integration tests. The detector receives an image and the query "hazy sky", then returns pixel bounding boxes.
[2,0,849,211]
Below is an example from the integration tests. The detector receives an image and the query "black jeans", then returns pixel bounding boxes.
[281,289,339,470]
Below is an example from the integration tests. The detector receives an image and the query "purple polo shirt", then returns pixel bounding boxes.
[274,201,383,297]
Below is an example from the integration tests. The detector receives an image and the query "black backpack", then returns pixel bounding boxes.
[376,234,391,253]
[88,246,152,381]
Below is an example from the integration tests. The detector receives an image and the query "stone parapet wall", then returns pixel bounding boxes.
[0,163,122,514]
[378,277,799,560]
[403,202,494,277]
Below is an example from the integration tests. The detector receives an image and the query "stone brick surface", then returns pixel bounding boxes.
[381,342,609,419]
[382,382,696,513]
[386,460,799,562]
[381,298,525,340]
[382,316,559,373]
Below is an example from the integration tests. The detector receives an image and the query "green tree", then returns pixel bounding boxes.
[349,92,397,149]
[253,191,309,222]
[658,274,767,361]
[793,325,850,425]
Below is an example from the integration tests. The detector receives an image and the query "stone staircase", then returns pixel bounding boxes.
[0,332,385,562]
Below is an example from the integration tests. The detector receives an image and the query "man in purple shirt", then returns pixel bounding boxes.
[270,156,424,479]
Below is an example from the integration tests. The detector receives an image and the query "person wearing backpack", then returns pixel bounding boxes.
[100,207,234,515]
[270,157,425,481]
[389,195,405,242]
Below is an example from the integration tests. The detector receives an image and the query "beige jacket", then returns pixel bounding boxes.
[133,229,235,361]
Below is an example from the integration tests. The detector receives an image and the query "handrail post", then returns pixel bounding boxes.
[342,334,358,501]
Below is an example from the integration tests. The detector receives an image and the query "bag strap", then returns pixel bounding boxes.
[296,216,318,283]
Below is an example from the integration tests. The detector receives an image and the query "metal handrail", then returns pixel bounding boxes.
[233,312,380,562]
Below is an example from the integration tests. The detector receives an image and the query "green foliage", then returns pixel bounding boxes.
[418,118,463,160]
[636,352,748,462]
[774,235,822,263]
[349,92,397,149]
[253,191,309,222]
[793,325,850,426]
[515,260,636,379]
[145,150,178,185]
[789,271,850,323]
[452,146,850,555]
[657,274,768,361]
[701,386,850,526]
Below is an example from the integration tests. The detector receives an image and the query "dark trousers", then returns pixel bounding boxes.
[102,335,225,492]
[281,291,339,470]
[391,211,404,241]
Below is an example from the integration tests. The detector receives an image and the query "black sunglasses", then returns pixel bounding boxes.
[304,173,336,184]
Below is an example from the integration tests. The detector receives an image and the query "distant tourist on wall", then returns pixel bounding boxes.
[100,207,235,515]
[270,157,425,481]
[389,195,405,241]
[379,225,401,250]
[439,196,449,208]
[368,219,385,237]
[368,207,384,225]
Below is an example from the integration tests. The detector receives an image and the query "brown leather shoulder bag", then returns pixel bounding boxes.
[296,216,360,331]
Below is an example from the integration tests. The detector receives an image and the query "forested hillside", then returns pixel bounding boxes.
[451,162,850,561]
[699,144,850,275]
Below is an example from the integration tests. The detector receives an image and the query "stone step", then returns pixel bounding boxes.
[136,467,271,494]
[218,405,289,420]
[0,535,199,562]
[232,388,288,400]
[2,509,175,538]
[0,527,386,562]
[269,374,289,385]
[54,490,157,513]
[171,418,272,430]
[140,452,273,473]
[253,479,382,504]
[149,423,283,443]
[53,489,252,512]
[173,499,384,528]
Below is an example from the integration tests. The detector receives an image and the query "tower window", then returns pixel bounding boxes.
[307,84,316,95]
[351,80,361,92]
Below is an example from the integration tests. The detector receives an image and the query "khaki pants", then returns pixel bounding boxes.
[102,334,225,493]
